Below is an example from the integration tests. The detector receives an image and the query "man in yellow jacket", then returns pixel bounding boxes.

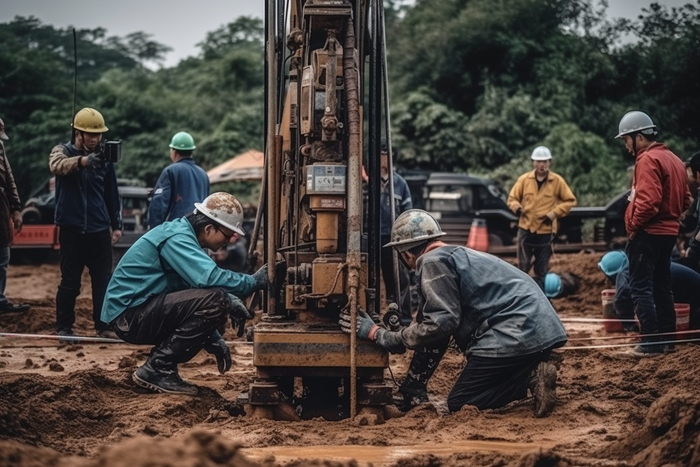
[507,146,576,291]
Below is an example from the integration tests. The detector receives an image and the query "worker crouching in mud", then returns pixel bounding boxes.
[340,209,568,417]
[101,192,268,395]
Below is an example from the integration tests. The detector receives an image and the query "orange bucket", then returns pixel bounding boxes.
[675,303,690,340]
[601,289,623,333]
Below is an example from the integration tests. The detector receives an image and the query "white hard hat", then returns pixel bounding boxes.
[531,146,552,161]
[194,192,246,235]
[384,209,446,252]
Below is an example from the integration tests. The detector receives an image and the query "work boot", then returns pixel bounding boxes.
[57,328,76,345]
[96,329,119,340]
[528,361,557,418]
[626,343,665,357]
[132,361,198,396]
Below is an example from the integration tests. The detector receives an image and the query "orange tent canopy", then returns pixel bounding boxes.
[207,149,264,183]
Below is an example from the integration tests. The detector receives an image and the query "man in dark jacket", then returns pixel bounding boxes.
[340,209,568,417]
[0,118,30,314]
[616,111,692,355]
[49,107,122,339]
[148,131,210,229]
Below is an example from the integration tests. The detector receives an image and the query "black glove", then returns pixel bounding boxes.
[229,294,254,338]
[85,153,104,170]
[203,331,232,374]
[515,208,523,217]
[251,263,269,292]
[687,239,700,263]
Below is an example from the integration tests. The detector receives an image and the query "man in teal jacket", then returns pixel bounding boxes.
[102,192,268,395]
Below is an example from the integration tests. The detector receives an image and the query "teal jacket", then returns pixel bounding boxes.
[101,217,255,323]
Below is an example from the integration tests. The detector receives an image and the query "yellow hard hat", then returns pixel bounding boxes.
[73,108,108,133]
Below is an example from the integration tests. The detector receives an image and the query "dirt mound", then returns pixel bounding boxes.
[1,253,700,467]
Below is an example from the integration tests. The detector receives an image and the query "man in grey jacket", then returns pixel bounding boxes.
[340,209,568,417]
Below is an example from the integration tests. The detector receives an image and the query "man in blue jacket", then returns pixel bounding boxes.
[102,192,268,395]
[148,131,210,228]
[49,108,122,339]
[341,209,568,417]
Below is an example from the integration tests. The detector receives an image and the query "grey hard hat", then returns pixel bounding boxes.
[615,111,657,139]
[384,209,446,252]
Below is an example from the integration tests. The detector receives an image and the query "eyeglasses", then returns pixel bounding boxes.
[213,224,236,246]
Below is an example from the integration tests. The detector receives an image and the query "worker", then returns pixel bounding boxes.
[599,250,700,332]
[507,146,576,291]
[101,192,268,395]
[378,141,413,324]
[679,151,700,273]
[0,118,30,314]
[49,108,122,340]
[340,209,568,417]
[148,131,210,229]
[615,111,692,355]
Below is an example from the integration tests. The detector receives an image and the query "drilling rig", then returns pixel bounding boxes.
[247,0,396,421]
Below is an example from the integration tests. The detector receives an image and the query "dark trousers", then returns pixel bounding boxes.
[55,229,112,333]
[517,228,553,291]
[448,352,546,412]
[111,288,230,369]
[402,339,548,413]
[381,235,412,325]
[626,230,676,341]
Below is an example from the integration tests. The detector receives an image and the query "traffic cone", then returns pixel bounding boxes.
[467,218,489,252]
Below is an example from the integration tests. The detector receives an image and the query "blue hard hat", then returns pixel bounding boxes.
[598,251,628,278]
[544,272,563,298]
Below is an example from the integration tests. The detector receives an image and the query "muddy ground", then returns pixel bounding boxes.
[1,251,700,467]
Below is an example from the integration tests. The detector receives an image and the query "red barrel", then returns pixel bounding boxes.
[675,303,690,340]
[601,289,623,332]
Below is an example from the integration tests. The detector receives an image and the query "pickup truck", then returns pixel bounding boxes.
[417,172,629,253]
[11,181,150,261]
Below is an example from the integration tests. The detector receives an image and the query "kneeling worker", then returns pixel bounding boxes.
[340,209,568,417]
[102,192,268,395]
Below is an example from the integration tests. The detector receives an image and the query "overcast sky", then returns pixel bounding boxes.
[1,0,693,68]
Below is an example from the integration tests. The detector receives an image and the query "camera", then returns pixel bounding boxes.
[102,140,122,163]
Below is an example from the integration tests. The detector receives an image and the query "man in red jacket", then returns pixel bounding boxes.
[616,111,692,355]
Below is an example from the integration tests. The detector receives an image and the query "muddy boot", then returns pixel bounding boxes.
[132,358,198,396]
[528,361,557,418]
[396,381,429,412]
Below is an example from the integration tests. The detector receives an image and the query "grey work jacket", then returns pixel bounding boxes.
[399,245,568,358]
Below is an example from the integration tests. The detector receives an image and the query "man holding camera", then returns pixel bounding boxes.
[49,107,122,340]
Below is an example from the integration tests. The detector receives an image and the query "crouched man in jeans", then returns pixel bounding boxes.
[102,192,268,395]
[341,209,568,417]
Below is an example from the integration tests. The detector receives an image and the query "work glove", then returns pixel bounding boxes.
[339,308,379,340]
[229,294,254,338]
[203,331,232,374]
[251,263,269,292]
[687,239,700,263]
[85,153,104,171]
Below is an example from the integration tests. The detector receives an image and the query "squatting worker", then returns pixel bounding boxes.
[148,131,209,229]
[49,108,122,340]
[102,192,268,395]
[507,146,576,291]
[340,209,568,417]
[615,111,691,356]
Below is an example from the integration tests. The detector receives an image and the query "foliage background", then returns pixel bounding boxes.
[1,0,698,207]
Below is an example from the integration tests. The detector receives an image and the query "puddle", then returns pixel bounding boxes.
[242,439,553,465]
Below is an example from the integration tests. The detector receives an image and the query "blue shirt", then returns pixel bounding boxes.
[101,217,255,323]
[148,158,209,228]
[380,171,413,237]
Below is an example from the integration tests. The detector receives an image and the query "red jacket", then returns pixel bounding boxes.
[625,142,692,238]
